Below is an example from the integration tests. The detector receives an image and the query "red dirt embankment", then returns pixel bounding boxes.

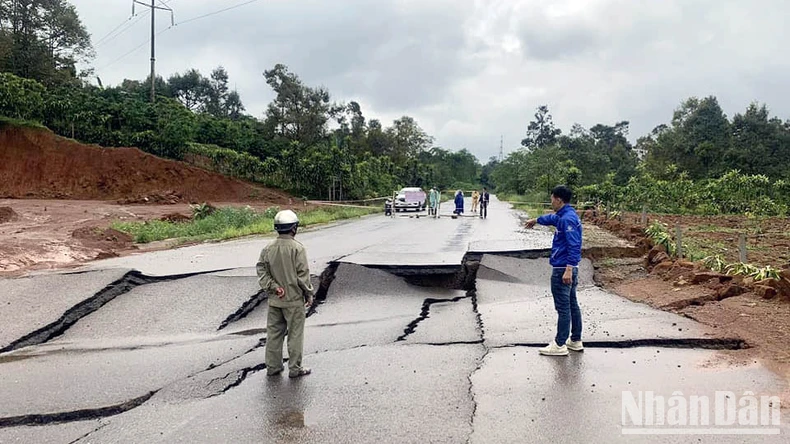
[0,126,290,204]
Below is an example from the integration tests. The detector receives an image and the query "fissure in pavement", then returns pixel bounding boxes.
[395,295,471,342]
[0,391,157,428]
[217,290,268,330]
[499,338,747,350]
[207,362,269,397]
[1,269,233,353]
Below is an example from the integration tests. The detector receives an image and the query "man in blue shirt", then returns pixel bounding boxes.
[525,185,583,356]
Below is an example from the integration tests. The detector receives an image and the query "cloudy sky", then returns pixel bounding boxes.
[71,0,790,162]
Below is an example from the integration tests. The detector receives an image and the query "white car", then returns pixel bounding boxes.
[393,187,426,212]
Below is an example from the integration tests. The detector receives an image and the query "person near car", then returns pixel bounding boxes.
[479,188,490,219]
[454,190,464,215]
[471,190,480,212]
[524,185,583,356]
[429,187,440,216]
[256,209,314,378]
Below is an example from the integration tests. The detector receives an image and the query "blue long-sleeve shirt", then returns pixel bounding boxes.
[537,204,582,267]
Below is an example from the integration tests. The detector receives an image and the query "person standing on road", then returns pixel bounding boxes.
[479,188,490,219]
[429,187,440,216]
[471,190,480,213]
[454,190,464,215]
[256,209,314,378]
[524,185,583,356]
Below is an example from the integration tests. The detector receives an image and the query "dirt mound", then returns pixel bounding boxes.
[72,226,134,245]
[0,206,18,223]
[0,126,293,204]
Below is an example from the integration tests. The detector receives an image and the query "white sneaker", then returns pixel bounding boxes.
[565,339,584,352]
[538,340,569,356]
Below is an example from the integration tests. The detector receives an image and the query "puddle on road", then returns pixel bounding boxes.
[275,410,305,428]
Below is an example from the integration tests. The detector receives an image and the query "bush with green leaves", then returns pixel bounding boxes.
[0,73,46,121]
[579,169,789,217]
[189,203,216,220]
[263,206,280,218]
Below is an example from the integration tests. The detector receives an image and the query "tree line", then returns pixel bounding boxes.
[0,1,481,200]
[488,100,790,216]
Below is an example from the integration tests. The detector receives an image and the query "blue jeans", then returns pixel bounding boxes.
[550,267,582,345]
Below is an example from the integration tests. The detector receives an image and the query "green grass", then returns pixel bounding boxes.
[112,205,378,244]
[496,192,552,219]
[683,236,728,261]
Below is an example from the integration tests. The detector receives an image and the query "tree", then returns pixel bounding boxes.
[386,115,433,162]
[0,0,93,85]
[725,103,790,178]
[480,157,499,189]
[168,69,210,112]
[647,96,731,179]
[366,118,392,157]
[225,90,244,120]
[0,71,45,120]
[205,66,229,118]
[521,105,561,150]
[263,63,332,145]
[168,67,244,119]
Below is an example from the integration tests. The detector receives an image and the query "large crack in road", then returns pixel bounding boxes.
[0,250,752,436]
[1,269,235,353]
[0,391,157,427]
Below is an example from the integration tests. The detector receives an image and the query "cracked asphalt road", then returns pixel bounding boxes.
[1,196,788,443]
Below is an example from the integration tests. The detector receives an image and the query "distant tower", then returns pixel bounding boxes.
[499,135,504,161]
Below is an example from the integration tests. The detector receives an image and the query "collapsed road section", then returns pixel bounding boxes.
[2,248,787,443]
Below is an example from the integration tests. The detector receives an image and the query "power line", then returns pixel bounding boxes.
[95,0,177,48]
[96,38,149,71]
[95,11,149,48]
[95,14,173,71]
[94,16,138,47]
[175,0,260,27]
[95,0,256,77]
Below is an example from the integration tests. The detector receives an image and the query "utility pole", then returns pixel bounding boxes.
[132,1,174,102]
[499,135,504,161]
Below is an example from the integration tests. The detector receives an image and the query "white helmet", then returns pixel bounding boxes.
[274,209,299,233]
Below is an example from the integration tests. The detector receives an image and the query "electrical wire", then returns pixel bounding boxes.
[174,0,260,27]
[95,11,150,48]
[94,0,177,48]
[93,17,137,47]
[95,0,257,71]
[95,39,149,71]
[95,25,173,71]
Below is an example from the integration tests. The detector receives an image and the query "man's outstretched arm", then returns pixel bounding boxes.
[525,213,559,228]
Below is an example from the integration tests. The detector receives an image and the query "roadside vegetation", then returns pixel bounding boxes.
[113,205,377,244]
[643,220,782,280]
[490,102,790,218]
[495,192,550,219]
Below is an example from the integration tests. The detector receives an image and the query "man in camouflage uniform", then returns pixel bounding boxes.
[256,209,314,378]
